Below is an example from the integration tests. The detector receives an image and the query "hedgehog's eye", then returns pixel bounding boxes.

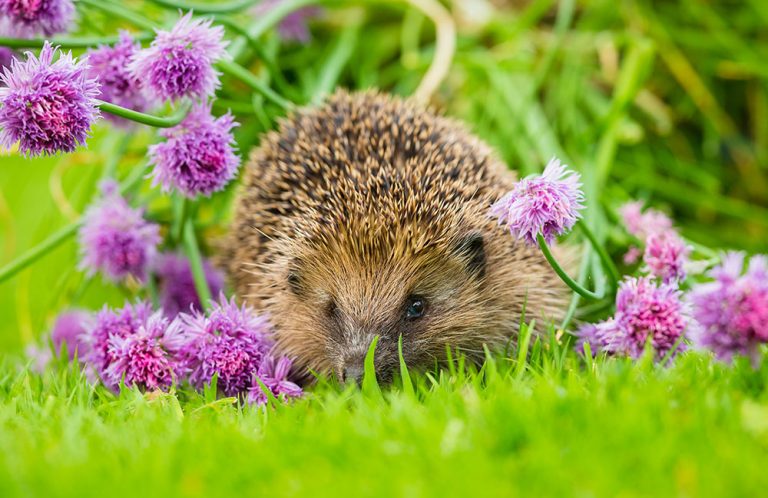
[405,296,427,320]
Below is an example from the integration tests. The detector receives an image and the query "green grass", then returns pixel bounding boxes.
[1,0,768,495]
[2,338,768,497]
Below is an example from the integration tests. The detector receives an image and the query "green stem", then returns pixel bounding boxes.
[97,101,190,128]
[311,19,361,104]
[146,0,257,14]
[171,197,188,245]
[0,33,154,49]
[100,133,132,181]
[228,0,319,58]
[146,273,160,309]
[217,59,293,110]
[214,16,293,96]
[0,164,148,284]
[251,94,273,131]
[595,39,655,186]
[183,219,213,310]
[577,221,621,292]
[559,244,590,331]
[76,0,157,30]
[0,223,82,285]
[538,234,604,301]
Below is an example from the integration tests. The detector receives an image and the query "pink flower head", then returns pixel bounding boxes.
[154,252,225,317]
[101,310,184,392]
[0,0,75,37]
[0,47,15,74]
[84,31,148,127]
[578,277,690,360]
[619,201,673,240]
[177,296,274,398]
[25,343,51,373]
[623,246,642,265]
[575,320,622,357]
[689,252,768,363]
[147,103,240,197]
[78,183,161,283]
[489,157,584,246]
[0,42,100,156]
[643,230,690,283]
[50,309,91,359]
[248,355,303,405]
[128,12,228,102]
[83,301,153,375]
[612,277,689,359]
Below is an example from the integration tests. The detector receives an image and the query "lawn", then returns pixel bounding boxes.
[2,344,768,498]
[1,0,767,496]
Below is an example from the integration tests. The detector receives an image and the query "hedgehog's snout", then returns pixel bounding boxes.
[335,333,398,385]
[338,346,367,385]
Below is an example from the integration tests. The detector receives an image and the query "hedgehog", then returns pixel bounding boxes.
[226,90,572,383]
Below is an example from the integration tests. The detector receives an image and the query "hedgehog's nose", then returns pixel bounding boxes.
[341,364,364,385]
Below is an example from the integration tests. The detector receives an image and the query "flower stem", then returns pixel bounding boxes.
[0,164,148,284]
[171,197,188,245]
[146,273,160,309]
[183,219,213,310]
[227,0,319,59]
[97,101,190,128]
[537,234,604,301]
[217,59,293,110]
[0,223,82,285]
[594,39,655,187]
[0,33,154,49]
[145,0,257,14]
[311,18,361,104]
[213,16,293,96]
[577,221,621,293]
[76,0,157,31]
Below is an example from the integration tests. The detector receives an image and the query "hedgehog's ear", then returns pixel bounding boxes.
[452,232,486,278]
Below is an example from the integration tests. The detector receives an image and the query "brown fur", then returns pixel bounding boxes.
[226,90,571,380]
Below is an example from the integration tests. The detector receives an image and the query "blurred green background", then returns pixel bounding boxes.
[1,0,767,355]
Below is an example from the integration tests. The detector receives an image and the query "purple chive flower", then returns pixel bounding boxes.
[623,245,642,265]
[155,252,225,317]
[689,252,768,364]
[177,297,274,397]
[84,31,148,127]
[575,320,622,357]
[247,355,303,405]
[576,277,690,359]
[102,311,184,392]
[51,309,91,359]
[643,230,691,283]
[612,277,689,359]
[25,309,91,373]
[619,201,673,240]
[0,47,15,75]
[128,12,227,102]
[252,0,321,43]
[83,301,153,376]
[78,183,161,283]
[25,343,51,373]
[489,157,584,246]
[147,103,240,197]
[0,0,75,37]
[0,42,100,157]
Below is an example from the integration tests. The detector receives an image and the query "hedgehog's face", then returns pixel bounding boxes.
[270,230,499,384]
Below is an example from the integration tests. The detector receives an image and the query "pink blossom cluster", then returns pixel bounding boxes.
[31,298,302,406]
[619,201,690,284]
